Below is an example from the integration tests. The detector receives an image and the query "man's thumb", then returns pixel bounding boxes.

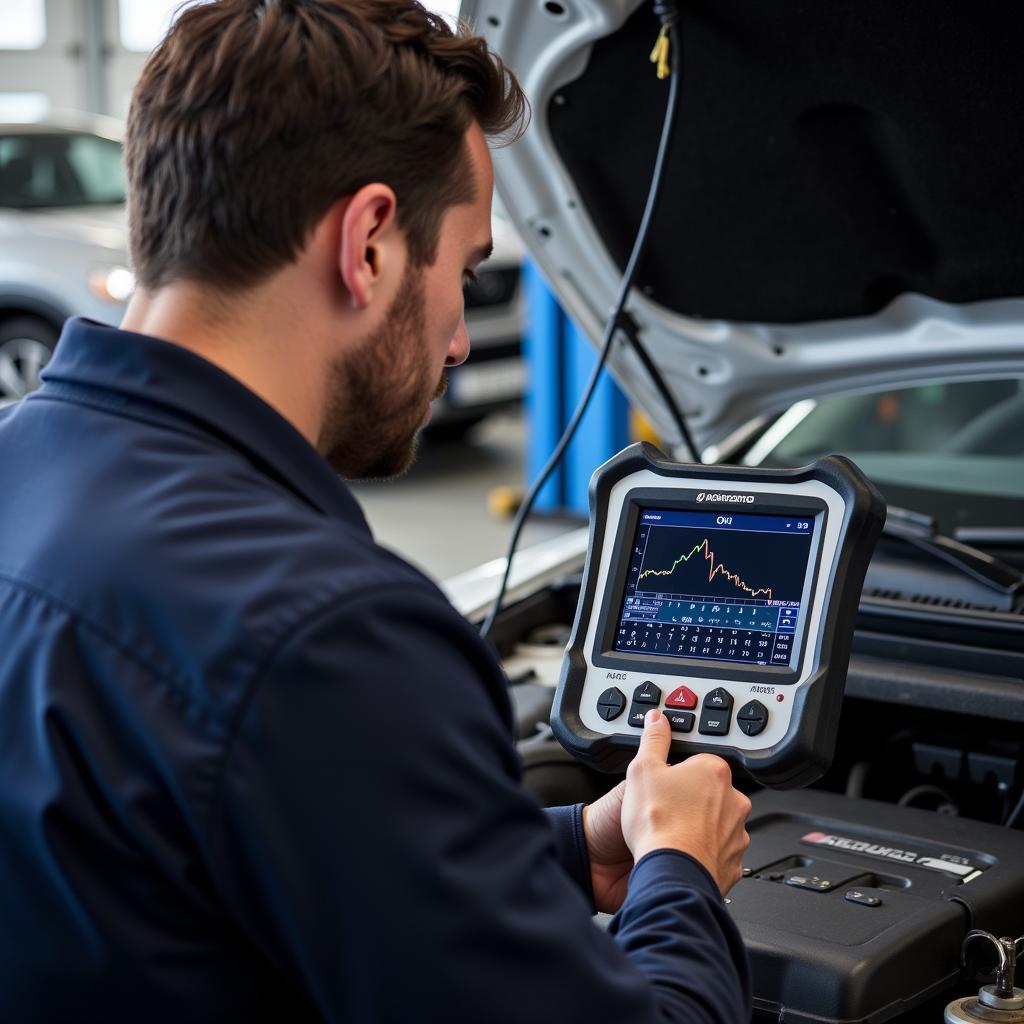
[636,707,671,762]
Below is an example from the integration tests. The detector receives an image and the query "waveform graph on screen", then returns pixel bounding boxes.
[638,536,775,601]
[635,524,808,606]
[616,510,815,666]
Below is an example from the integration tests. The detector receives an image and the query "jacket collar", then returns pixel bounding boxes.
[38,317,370,531]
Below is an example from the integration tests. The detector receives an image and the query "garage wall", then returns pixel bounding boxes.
[0,0,461,122]
[0,0,150,120]
[0,1,92,117]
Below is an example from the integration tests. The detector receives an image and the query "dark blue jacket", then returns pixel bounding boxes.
[0,318,750,1022]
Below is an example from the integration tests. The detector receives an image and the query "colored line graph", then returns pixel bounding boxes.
[638,537,773,600]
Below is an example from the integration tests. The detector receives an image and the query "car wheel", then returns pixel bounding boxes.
[0,317,58,403]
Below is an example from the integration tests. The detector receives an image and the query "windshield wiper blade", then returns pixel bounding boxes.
[884,506,1024,598]
[954,526,1024,547]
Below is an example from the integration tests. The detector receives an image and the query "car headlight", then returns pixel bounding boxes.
[88,266,135,304]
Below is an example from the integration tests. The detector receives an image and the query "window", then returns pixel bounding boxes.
[0,0,45,49]
[424,0,461,25]
[119,0,461,50]
[0,93,50,123]
[119,0,204,52]
[0,132,125,209]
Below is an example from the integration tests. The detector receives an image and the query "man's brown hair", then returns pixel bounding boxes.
[125,0,526,290]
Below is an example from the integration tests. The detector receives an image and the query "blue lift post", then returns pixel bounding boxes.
[522,261,630,516]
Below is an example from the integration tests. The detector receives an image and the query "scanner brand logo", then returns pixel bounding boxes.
[800,832,982,878]
[695,492,755,504]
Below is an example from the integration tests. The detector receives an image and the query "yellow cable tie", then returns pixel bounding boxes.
[649,24,671,80]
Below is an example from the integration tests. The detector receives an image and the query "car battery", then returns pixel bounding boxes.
[731,790,1024,1024]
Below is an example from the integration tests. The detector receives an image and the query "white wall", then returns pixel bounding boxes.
[0,0,464,122]
[0,1,89,117]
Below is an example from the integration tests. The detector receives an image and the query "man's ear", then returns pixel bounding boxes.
[338,183,401,310]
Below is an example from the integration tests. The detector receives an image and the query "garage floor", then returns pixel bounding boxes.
[349,410,582,583]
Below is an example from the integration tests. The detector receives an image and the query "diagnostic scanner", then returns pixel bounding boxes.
[551,443,885,788]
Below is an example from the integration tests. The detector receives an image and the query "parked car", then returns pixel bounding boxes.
[447,3,1024,1023]
[0,117,131,404]
[430,204,525,436]
[0,118,524,427]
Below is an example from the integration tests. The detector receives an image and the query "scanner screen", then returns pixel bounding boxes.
[613,507,816,668]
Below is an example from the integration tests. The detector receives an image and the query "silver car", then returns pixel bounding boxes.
[0,117,524,425]
[446,3,1024,1022]
[0,117,131,404]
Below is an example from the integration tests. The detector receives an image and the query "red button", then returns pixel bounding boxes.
[665,685,698,710]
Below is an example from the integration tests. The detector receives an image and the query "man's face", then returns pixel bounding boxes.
[321,124,494,479]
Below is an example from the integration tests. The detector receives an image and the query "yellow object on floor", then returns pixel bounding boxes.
[631,410,661,445]
[488,484,523,519]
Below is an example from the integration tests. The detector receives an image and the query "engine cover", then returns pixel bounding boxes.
[732,790,1024,1024]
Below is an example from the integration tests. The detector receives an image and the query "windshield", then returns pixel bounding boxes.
[743,379,1024,533]
[0,132,124,209]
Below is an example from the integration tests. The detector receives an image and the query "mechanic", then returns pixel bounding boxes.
[0,2,752,1021]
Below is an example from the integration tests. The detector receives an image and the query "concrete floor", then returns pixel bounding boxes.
[349,410,581,583]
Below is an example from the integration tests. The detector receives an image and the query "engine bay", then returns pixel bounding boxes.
[486,537,1024,1024]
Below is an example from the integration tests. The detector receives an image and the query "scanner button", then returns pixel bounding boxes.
[596,687,626,721]
[665,685,698,710]
[626,702,650,728]
[698,712,730,736]
[632,681,661,705]
[699,688,733,735]
[738,699,768,721]
[665,710,695,733]
[737,700,768,736]
[704,687,733,710]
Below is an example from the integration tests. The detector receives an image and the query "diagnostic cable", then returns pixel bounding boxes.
[480,0,693,640]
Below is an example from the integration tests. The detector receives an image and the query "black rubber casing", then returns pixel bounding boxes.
[551,443,886,788]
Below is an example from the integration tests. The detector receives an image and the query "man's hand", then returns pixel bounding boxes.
[581,782,633,914]
[619,708,752,895]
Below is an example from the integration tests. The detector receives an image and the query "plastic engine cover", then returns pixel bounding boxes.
[732,790,1024,1024]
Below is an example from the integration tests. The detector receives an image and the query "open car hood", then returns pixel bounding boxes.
[468,0,1024,448]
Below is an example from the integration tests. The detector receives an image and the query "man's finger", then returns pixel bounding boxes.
[636,707,671,763]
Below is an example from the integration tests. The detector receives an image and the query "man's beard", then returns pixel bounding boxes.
[319,265,446,480]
